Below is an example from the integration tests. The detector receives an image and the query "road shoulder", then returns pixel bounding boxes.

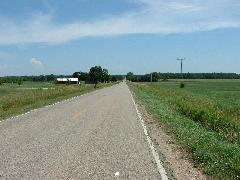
[134,95,208,180]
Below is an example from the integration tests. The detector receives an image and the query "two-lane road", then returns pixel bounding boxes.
[0,82,167,179]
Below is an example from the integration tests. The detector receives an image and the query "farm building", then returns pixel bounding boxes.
[56,78,79,84]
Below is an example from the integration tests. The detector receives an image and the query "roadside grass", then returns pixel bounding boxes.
[129,80,240,179]
[0,81,114,121]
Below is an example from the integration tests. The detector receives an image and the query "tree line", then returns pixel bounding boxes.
[126,72,240,82]
[1,70,239,84]
[0,74,70,83]
[0,66,125,84]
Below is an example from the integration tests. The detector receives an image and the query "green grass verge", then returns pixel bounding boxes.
[0,82,114,121]
[129,82,240,179]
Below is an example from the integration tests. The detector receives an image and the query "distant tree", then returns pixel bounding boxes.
[110,76,117,82]
[102,69,109,82]
[151,72,159,82]
[0,79,3,85]
[39,75,45,82]
[79,72,90,82]
[46,74,55,81]
[73,72,80,78]
[109,75,125,82]
[89,66,104,88]
[126,72,134,81]
[17,79,23,86]
[73,72,89,82]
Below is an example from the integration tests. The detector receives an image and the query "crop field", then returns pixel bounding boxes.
[0,81,112,121]
[129,79,240,179]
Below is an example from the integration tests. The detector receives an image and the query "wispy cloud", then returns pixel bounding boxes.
[0,0,240,45]
[30,58,44,67]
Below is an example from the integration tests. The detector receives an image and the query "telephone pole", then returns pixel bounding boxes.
[177,58,186,78]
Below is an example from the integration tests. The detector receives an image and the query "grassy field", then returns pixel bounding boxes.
[0,81,113,121]
[129,80,240,179]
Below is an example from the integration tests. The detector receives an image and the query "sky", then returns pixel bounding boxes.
[0,0,240,76]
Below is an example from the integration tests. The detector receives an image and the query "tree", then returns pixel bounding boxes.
[89,66,103,88]
[126,72,134,81]
[39,75,45,82]
[73,72,80,78]
[79,72,90,82]
[46,74,55,81]
[102,69,109,82]
[17,78,23,86]
[73,72,89,82]
[151,72,159,82]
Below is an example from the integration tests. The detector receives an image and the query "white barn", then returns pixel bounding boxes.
[57,78,79,84]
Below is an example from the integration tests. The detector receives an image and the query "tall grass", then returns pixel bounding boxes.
[129,81,240,179]
[136,82,240,144]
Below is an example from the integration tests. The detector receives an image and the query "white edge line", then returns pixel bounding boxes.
[128,87,168,180]
[0,84,116,125]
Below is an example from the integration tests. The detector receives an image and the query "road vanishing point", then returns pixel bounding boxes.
[0,82,168,180]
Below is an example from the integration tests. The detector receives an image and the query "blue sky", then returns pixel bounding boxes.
[0,0,240,76]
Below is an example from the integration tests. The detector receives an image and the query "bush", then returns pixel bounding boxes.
[17,79,22,86]
[180,82,185,88]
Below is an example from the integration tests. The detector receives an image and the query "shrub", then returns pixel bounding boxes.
[17,79,22,86]
[180,82,185,88]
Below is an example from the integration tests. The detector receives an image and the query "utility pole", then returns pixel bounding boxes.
[177,58,186,79]
[150,73,153,82]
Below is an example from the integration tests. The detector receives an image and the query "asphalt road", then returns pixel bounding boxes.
[0,82,165,179]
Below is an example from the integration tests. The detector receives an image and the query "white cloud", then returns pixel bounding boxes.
[30,58,44,67]
[0,0,240,45]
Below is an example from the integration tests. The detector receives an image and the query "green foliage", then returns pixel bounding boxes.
[1,73,240,84]
[73,71,123,83]
[89,66,109,85]
[180,82,185,88]
[102,69,109,82]
[73,72,89,82]
[126,72,134,81]
[129,80,240,179]
[127,72,240,82]
[45,74,55,81]
[17,79,23,86]
[1,74,72,83]
[89,66,103,84]
[109,75,125,82]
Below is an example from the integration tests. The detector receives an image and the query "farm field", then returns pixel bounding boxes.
[0,81,113,121]
[129,79,240,179]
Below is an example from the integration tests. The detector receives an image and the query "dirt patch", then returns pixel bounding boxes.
[137,102,209,180]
